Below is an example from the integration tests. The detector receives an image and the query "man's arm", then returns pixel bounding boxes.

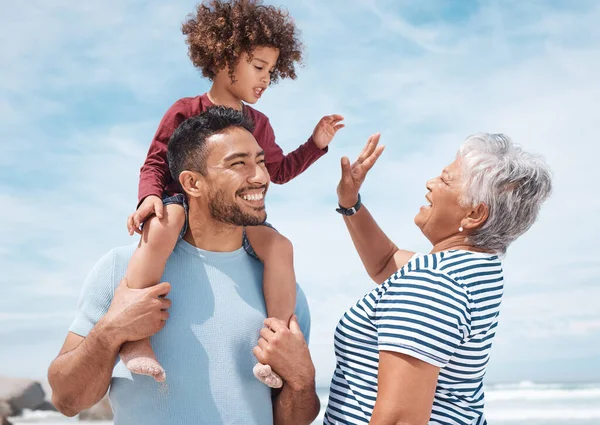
[48,325,121,416]
[254,316,320,425]
[48,279,171,416]
[272,379,320,425]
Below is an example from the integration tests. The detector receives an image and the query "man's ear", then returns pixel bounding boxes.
[462,202,489,232]
[179,171,204,198]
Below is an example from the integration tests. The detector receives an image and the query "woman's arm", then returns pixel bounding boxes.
[342,204,414,284]
[369,351,439,425]
[337,134,414,283]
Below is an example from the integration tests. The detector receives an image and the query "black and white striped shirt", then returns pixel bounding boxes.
[324,250,504,425]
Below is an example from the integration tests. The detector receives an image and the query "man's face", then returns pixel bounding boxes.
[202,127,270,226]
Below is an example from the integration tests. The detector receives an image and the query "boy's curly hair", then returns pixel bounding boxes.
[182,0,303,84]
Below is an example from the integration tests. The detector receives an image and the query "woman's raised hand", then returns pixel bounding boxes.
[337,133,385,208]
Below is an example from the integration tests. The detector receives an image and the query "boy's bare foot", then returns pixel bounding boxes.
[120,338,166,382]
[253,363,283,388]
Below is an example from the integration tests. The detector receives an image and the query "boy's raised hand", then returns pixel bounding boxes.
[127,195,163,235]
[312,114,345,149]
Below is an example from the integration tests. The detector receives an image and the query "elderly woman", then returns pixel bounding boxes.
[323,133,552,425]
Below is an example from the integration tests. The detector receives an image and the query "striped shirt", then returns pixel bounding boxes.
[324,250,504,425]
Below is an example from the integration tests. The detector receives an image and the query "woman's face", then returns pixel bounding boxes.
[414,158,472,245]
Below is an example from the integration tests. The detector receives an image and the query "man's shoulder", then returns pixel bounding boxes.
[101,243,137,266]
[86,243,137,285]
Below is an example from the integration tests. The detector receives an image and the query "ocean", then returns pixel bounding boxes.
[8,381,600,424]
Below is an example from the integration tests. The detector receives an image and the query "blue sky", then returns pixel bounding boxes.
[1,0,599,386]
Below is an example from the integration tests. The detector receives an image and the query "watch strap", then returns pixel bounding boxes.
[336,193,362,216]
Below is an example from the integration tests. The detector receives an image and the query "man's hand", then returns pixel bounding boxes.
[312,114,345,149]
[337,133,385,208]
[253,316,315,391]
[99,278,171,348]
[127,195,163,235]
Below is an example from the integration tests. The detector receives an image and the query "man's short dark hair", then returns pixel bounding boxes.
[167,106,255,181]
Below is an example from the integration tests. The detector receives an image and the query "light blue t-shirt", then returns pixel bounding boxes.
[70,240,311,425]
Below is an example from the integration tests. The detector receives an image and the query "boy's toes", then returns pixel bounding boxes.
[265,373,283,389]
[253,363,272,379]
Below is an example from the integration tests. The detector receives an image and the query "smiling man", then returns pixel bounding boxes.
[47,106,319,425]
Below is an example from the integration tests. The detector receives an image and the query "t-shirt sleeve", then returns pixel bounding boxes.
[374,269,472,367]
[294,284,311,344]
[69,250,117,337]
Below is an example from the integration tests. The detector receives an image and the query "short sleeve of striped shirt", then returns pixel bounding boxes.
[375,268,472,368]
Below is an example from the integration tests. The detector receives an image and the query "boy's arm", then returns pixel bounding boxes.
[138,100,189,204]
[263,115,343,184]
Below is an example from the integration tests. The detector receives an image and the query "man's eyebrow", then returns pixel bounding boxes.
[253,58,268,64]
[224,152,250,162]
[223,150,265,162]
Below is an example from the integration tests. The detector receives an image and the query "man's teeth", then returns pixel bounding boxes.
[255,88,263,95]
[242,192,264,201]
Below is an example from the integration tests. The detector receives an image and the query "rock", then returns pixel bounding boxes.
[0,399,14,425]
[34,400,57,411]
[0,399,13,417]
[0,399,13,425]
[0,376,45,415]
[79,394,113,421]
[40,381,53,402]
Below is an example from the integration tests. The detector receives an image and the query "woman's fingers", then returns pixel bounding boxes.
[340,156,353,184]
[357,133,380,164]
[361,144,385,172]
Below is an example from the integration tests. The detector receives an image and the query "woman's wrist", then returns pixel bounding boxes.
[338,194,360,209]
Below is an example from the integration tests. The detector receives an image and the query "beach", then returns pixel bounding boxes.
[7,381,600,424]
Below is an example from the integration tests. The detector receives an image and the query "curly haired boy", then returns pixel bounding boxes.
[120,0,344,386]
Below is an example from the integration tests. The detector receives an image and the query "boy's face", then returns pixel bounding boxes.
[228,46,280,104]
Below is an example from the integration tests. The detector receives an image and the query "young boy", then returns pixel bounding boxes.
[121,0,344,386]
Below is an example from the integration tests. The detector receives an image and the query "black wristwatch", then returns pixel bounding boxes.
[336,193,362,216]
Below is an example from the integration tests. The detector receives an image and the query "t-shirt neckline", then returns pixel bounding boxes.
[176,238,246,261]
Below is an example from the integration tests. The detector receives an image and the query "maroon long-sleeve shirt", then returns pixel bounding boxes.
[138,93,328,203]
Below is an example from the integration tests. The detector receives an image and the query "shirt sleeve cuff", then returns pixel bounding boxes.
[379,341,447,368]
[69,315,94,338]
[307,136,328,155]
[137,188,164,207]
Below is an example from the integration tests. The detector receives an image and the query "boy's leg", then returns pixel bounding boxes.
[245,225,296,388]
[120,202,185,382]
